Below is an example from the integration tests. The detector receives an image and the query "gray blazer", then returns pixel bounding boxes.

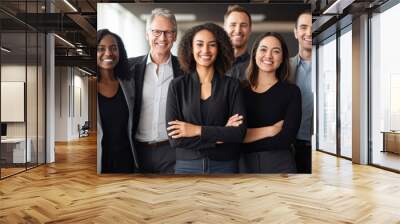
[288,54,300,84]
[288,54,314,139]
[97,77,138,174]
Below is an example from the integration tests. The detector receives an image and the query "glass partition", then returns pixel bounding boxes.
[1,31,28,177]
[317,35,337,155]
[0,1,46,179]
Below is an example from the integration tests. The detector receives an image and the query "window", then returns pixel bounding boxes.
[317,36,337,154]
[339,28,352,158]
[370,2,400,171]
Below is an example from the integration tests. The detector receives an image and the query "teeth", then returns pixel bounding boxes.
[103,59,113,62]
[304,38,312,42]
[262,60,272,65]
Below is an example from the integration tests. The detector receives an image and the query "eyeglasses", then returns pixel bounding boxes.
[151,29,175,38]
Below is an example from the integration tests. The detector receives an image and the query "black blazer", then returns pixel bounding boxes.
[166,72,247,161]
[128,54,184,136]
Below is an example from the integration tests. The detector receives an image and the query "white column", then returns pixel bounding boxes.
[352,14,369,164]
[46,32,55,163]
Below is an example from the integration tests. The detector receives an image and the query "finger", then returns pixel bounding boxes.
[168,120,183,125]
[231,121,242,127]
[167,124,181,131]
[171,132,184,138]
[235,116,243,121]
[229,118,243,124]
[168,130,180,136]
[228,114,238,120]
[228,116,241,123]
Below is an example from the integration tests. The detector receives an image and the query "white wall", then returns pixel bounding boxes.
[1,65,32,138]
[98,3,148,57]
[97,3,183,57]
[54,67,89,141]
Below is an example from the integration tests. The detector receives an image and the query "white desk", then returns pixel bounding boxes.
[1,138,31,163]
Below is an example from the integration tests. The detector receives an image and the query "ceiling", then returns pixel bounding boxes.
[0,0,391,74]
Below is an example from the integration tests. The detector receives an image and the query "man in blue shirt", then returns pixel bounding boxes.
[288,11,313,173]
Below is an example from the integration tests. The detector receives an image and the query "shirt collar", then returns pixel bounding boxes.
[297,54,311,67]
[146,53,172,66]
[234,51,250,65]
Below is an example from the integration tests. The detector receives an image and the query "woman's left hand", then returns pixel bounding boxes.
[167,120,201,138]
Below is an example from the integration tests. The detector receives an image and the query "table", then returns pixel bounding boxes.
[381,131,400,154]
[1,138,31,163]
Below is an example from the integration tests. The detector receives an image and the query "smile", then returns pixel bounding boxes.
[102,59,114,62]
[262,60,273,65]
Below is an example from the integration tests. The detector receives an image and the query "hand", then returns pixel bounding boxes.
[167,120,201,139]
[217,114,244,144]
[225,114,243,127]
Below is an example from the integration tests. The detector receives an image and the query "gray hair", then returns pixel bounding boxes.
[146,8,177,33]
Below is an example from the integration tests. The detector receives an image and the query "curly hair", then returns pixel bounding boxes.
[246,32,289,88]
[97,29,129,80]
[178,23,234,76]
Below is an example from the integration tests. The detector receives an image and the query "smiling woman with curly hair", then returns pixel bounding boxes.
[178,23,234,76]
[166,23,247,174]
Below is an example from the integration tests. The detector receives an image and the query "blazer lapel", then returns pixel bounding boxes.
[172,56,183,78]
[132,55,147,134]
[136,55,147,110]
[190,72,202,125]
[205,73,219,124]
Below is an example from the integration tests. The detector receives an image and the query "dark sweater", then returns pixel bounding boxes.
[166,72,247,161]
[242,81,302,153]
[98,86,135,172]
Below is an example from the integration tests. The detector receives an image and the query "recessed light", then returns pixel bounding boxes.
[54,34,75,48]
[250,14,266,22]
[1,47,11,53]
[63,0,78,12]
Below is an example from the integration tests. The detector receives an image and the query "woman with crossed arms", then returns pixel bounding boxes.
[242,32,302,173]
[166,23,246,174]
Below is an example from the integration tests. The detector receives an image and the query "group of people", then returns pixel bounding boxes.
[97,5,313,174]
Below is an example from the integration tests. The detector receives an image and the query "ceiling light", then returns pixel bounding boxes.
[1,47,11,53]
[323,0,355,15]
[175,14,196,22]
[140,13,196,22]
[250,14,266,22]
[54,34,75,48]
[78,67,93,76]
[63,0,78,12]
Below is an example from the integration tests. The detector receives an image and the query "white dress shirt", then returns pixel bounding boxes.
[135,54,174,142]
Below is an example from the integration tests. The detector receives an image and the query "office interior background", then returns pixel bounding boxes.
[0,0,400,222]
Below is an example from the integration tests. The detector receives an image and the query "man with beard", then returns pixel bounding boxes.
[224,5,252,81]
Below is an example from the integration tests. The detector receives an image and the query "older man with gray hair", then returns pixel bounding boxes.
[129,8,183,173]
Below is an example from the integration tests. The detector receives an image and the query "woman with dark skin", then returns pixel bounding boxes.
[97,29,138,173]
[166,23,246,174]
[242,32,302,173]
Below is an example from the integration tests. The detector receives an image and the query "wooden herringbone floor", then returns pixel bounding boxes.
[1,135,400,224]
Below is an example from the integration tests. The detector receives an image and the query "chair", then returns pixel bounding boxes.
[78,121,90,138]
